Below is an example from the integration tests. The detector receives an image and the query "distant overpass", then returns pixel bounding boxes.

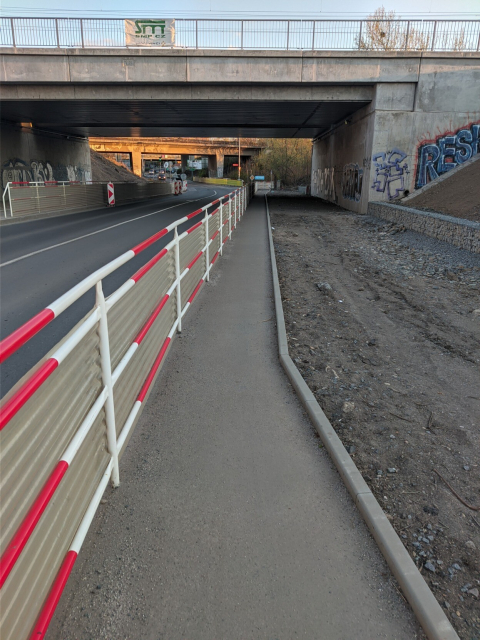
[90,137,265,178]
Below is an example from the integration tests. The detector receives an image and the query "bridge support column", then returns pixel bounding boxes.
[180,155,189,172]
[131,149,142,177]
[207,154,217,178]
[216,151,224,178]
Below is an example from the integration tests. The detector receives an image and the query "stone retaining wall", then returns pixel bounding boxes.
[368,202,480,254]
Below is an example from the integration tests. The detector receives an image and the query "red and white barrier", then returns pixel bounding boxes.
[107,182,115,206]
[0,185,250,638]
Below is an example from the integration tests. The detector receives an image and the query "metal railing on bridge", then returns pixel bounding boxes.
[0,185,251,639]
[0,17,479,51]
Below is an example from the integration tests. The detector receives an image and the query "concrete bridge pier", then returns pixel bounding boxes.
[215,151,224,178]
[131,149,142,177]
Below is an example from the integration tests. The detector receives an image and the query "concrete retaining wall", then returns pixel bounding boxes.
[311,54,480,214]
[1,123,92,189]
[368,201,480,254]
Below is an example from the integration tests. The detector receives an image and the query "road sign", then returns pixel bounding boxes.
[250,175,254,181]
[107,182,115,206]
[254,176,265,181]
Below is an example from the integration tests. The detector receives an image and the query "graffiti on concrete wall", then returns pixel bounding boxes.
[313,167,336,200]
[371,148,409,200]
[341,163,363,202]
[2,158,91,189]
[415,122,479,189]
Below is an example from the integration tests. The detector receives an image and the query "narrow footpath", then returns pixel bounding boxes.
[49,197,421,639]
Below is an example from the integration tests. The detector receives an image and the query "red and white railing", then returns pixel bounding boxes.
[0,185,250,640]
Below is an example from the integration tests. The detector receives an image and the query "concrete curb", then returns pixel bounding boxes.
[264,193,460,640]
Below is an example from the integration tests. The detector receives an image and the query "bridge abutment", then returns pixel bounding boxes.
[1,123,92,189]
[312,81,480,214]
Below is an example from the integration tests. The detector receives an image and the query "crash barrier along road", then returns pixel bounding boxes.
[0,185,250,640]
[1,179,187,220]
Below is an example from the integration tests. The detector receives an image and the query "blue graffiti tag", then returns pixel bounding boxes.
[371,148,409,200]
[416,123,479,189]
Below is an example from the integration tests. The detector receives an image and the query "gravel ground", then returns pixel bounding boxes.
[269,196,480,640]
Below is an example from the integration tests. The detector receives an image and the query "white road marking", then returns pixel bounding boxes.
[0,191,218,268]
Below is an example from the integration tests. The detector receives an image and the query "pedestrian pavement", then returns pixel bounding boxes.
[49,196,420,639]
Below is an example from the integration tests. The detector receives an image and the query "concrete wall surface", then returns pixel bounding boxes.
[311,63,480,213]
[1,123,92,189]
[1,49,478,89]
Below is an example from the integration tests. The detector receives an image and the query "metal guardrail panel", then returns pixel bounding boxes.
[1,423,109,640]
[179,223,204,272]
[0,325,102,555]
[108,252,176,371]
[115,295,177,438]
[114,182,174,205]
[181,257,205,308]
[3,182,175,220]
[0,323,107,639]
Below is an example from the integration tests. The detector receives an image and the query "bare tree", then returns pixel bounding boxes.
[251,139,312,187]
[356,6,468,51]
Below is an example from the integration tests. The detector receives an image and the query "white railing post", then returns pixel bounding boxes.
[35,183,40,216]
[204,208,210,281]
[228,195,232,240]
[219,197,224,255]
[174,227,182,332]
[95,281,120,487]
[2,182,11,218]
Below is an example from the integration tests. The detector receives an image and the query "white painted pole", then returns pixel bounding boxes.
[228,196,232,240]
[219,198,223,256]
[174,227,182,332]
[95,281,120,487]
[204,209,210,281]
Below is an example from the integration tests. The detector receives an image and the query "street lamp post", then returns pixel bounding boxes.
[238,137,241,181]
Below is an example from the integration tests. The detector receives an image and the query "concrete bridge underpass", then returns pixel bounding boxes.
[1,48,479,211]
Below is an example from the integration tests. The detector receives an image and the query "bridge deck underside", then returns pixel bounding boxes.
[1,99,370,138]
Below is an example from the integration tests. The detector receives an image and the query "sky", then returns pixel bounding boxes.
[2,0,480,19]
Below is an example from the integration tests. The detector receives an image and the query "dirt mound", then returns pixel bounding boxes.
[404,156,480,222]
[90,149,146,183]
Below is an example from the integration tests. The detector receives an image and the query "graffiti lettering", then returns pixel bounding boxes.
[371,148,409,200]
[313,167,336,199]
[2,158,91,189]
[342,163,363,202]
[416,122,479,189]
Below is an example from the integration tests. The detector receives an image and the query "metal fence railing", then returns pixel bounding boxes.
[0,18,479,51]
[0,184,252,640]
[1,180,179,219]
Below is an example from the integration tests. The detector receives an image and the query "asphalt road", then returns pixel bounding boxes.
[0,183,229,395]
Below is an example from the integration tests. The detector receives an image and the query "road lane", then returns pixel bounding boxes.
[0,184,230,394]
